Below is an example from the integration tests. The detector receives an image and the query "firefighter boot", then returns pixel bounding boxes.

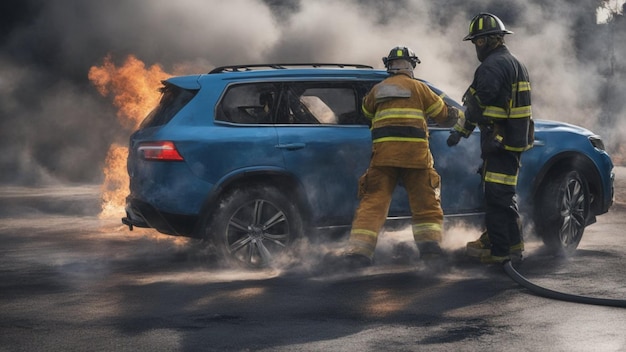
[479,253,510,265]
[417,241,448,272]
[322,250,372,272]
[465,231,491,258]
[466,231,524,260]
[417,240,444,259]
[341,252,372,269]
[479,250,523,266]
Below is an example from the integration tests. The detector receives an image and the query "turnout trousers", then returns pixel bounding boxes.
[482,149,523,258]
[346,166,444,259]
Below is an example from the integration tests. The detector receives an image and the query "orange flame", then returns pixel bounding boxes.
[99,144,130,218]
[88,54,171,219]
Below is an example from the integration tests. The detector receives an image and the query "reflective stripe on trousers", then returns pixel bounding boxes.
[346,166,444,259]
[482,150,523,257]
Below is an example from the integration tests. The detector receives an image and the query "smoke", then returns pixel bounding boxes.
[0,0,624,185]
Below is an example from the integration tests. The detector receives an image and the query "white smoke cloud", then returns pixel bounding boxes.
[0,0,624,185]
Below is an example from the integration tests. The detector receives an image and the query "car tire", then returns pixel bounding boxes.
[534,169,590,255]
[208,185,303,268]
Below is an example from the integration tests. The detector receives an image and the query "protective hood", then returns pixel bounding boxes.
[386,59,414,78]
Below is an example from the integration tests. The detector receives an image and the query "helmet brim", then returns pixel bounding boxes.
[463,29,513,41]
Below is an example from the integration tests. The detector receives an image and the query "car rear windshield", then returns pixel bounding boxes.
[139,83,198,129]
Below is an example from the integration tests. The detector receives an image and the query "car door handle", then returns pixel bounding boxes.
[276,143,306,150]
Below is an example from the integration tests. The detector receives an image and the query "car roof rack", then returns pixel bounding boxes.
[209,63,374,74]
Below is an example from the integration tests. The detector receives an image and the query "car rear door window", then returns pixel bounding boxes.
[216,83,279,124]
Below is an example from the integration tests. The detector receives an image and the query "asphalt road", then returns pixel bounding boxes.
[1,168,625,352]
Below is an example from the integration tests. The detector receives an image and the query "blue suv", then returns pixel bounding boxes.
[122,63,614,267]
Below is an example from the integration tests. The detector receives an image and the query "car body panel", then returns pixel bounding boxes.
[276,124,371,224]
[123,66,614,248]
[517,120,614,211]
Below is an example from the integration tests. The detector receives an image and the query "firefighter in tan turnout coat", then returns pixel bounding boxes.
[340,46,463,267]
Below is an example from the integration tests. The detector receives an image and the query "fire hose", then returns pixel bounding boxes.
[503,261,626,308]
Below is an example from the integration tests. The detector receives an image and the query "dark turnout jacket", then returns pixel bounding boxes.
[455,45,533,152]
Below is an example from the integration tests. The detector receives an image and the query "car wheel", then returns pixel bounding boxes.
[534,169,590,255]
[208,185,302,268]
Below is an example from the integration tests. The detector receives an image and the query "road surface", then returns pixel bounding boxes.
[1,168,625,351]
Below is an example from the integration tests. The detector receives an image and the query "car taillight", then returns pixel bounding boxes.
[138,141,184,161]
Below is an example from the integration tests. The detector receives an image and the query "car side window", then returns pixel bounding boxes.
[278,83,370,126]
[280,86,320,124]
[216,83,278,124]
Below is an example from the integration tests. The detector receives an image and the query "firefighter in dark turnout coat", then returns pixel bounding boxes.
[447,13,534,264]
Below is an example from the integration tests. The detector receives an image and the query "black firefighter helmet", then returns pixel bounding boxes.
[382,46,421,69]
[463,13,513,41]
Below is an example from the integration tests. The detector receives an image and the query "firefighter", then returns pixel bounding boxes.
[337,46,463,268]
[447,13,534,264]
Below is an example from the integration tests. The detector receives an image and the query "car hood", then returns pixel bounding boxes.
[534,119,596,137]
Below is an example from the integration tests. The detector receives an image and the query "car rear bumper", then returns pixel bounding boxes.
[122,197,200,238]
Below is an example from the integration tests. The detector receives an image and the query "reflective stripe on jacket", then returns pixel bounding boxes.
[458,45,534,152]
[362,73,450,168]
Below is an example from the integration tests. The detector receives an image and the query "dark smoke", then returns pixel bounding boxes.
[0,0,624,185]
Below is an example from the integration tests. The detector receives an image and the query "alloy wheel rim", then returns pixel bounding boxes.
[558,178,585,248]
[225,199,290,266]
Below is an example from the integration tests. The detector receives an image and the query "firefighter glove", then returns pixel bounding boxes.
[447,131,462,147]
